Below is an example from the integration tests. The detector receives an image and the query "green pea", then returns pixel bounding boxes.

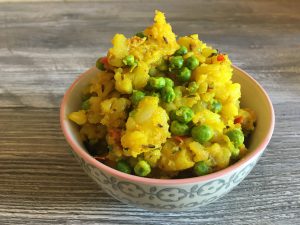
[144,82,152,91]
[116,160,132,174]
[81,99,90,110]
[149,92,161,99]
[149,67,157,76]
[131,90,145,105]
[185,56,200,70]
[169,56,184,69]
[157,60,168,72]
[175,46,188,56]
[134,160,151,177]
[194,161,210,176]
[164,77,174,87]
[187,81,199,93]
[231,148,240,158]
[174,106,194,123]
[174,86,183,98]
[226,129,244,147]
[135,32,147,38]
[123,55,135,66]
[169,110,177,121]
[161,86,176,103]
[191,125,214,144]
[170,120,190,136]
[177,67,191,82]
[210,100,222,113]
[96,58,105,71]
[149,77,166,90]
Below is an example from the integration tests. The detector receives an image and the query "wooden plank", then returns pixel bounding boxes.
[0,0,299,224]
[0,0,299,108]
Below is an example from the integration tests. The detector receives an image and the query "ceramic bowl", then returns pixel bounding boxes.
[60,66,274,211]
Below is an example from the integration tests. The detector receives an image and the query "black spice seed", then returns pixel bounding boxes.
[147,144,156,148]
[158,123,163,128]
[142,144,156,149]
[163,36,169,44]
[163,36,168,44]
[101,84,105,92]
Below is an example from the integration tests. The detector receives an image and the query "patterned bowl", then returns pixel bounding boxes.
[60,66,274,211]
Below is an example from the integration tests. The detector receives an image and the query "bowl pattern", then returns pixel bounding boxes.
[61,66,274,211]
[70,149,260,211]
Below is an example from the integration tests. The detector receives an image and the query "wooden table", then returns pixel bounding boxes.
[1,0,299,224]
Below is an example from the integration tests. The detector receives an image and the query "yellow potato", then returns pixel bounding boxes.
[158,139,194,171]
[68,10,256,178]
[68,110,87,125]
[121,96,170,158]
[108,34,128,67]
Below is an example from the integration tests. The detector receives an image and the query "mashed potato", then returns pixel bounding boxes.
[69,11,256,178]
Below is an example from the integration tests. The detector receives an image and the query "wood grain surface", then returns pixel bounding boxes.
[0,0,299,224]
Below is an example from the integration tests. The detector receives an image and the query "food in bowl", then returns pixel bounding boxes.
[68,10,256,179]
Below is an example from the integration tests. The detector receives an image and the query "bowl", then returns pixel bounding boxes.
[60,65,274,211]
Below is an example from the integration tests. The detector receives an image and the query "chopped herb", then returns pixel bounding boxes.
[208,83,214,89]
[208,52,218,58]
[136,32,147,39]
[82,94,91,101]
[81,99,90,110]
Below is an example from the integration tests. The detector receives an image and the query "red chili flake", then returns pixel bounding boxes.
[101,57,109,65]
[234,116,244,124]
[94,155,107,162]
[108,129,121,141]
[217,54,225,62]
[174,136,186,144]
[167,73,177,81]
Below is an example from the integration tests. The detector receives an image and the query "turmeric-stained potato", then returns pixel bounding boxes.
[68,10,256,179]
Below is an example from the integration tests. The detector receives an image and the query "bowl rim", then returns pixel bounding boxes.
[60,65,275,185]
